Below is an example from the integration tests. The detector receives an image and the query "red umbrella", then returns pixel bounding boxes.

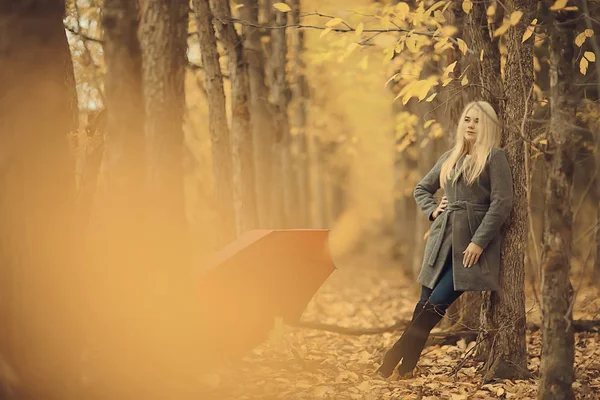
[196,229,336,360]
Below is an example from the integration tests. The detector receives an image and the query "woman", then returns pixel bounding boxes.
[376,101,513,379]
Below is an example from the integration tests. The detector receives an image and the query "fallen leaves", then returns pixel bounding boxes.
[197,257,600,400]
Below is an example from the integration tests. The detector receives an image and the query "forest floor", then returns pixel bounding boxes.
[199,246,600,400]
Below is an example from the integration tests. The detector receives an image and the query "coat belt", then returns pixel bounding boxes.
[426,201,489,267]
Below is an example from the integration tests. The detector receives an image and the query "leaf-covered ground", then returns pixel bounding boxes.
[199,251,600,399]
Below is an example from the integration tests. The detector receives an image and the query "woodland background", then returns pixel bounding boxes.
[1,0,600,399]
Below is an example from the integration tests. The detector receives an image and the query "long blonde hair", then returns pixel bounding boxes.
[440,101,501,188]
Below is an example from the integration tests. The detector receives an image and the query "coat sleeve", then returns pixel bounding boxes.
[413,151,451,221]
[470,148,514,249]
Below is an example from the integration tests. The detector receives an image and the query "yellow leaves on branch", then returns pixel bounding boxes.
[326,18,343,28]
[355,22,364,38]
[549,0,568,10]
[580,51,596,75]
[575,29,594,47]
[395,2,410,20]
[550,0,579,11]
[272,2,291,12]
[510,11,523,25]
[487,1,496,17]
[493,10,523,38]
[457,38,468,55]
[493,21,511,37]
[442,61,457,80]
[522,18,538,43]
[462,0,473,15]
[394,78,438,105]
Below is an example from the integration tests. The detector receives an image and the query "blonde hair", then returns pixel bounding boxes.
[440,101,501,188]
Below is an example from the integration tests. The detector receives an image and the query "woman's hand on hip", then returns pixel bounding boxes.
[463,242,483,268]
[432,196,448,220]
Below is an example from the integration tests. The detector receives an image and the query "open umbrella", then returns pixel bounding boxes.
[196,229,336,360]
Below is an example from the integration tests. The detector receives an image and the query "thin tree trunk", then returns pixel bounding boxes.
[239,0,278,228]
[482,0,535,382]
[212,0,258,234]
[311,135,328,228]
[290,0,311,227]
[538,4,576,399]
[193,0,236,244]
[270,0,298,227]
[0,1,80,398]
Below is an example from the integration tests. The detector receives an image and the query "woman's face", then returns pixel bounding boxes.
[462,107,481,143]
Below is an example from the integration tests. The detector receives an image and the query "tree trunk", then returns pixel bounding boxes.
[212,0,258,234]
[583,0,600,282]
[140,0,189,239]
[459,0,504,341]
[239,0,278,228]
[0,1,80,398]
[193,0,236,244]
[88,0,148,396]
[289,0,311,227]
[413,104,434,278]
[538,5,576,399]
[311,135,328,228]
[137,2,202,397]
[462,0,504,110]
[270,0,298,227]
[482,0,535,382]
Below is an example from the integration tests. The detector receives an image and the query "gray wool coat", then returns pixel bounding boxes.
[414,147,513,291]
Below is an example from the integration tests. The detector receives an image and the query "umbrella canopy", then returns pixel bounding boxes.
[197,229,336,360]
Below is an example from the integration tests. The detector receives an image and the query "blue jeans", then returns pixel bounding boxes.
[418,251,463,315]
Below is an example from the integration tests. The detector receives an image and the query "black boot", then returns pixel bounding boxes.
[395,303,444,376]
[376,302,426,378]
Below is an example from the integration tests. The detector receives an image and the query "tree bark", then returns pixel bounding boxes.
[462,0,504,110]
[239,0,279,228]
[0,1,80,398]
[193,0,236,244]
[88,1,148,396]
[460,0,504,344]
[289,0,311,227]
[270,0,298,227]
[482,0,536,382]
[538,4,576,399]
[140,0,189,239]
[135,2,202,398]
[211,0,258,234]
[583,0,600,282]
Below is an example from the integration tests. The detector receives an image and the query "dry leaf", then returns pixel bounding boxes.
[580,57,589,75]
[584,51,596,62]
[493,21,511,37]
[575,31,587,47]
[462,0,473,14]
[273,2,291,12]
[457,38,468,55]
[312,386,334,397]
[326,18,343,28]
[356,22,364,37]
[509,11,523,26]
[550,0,568,10]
